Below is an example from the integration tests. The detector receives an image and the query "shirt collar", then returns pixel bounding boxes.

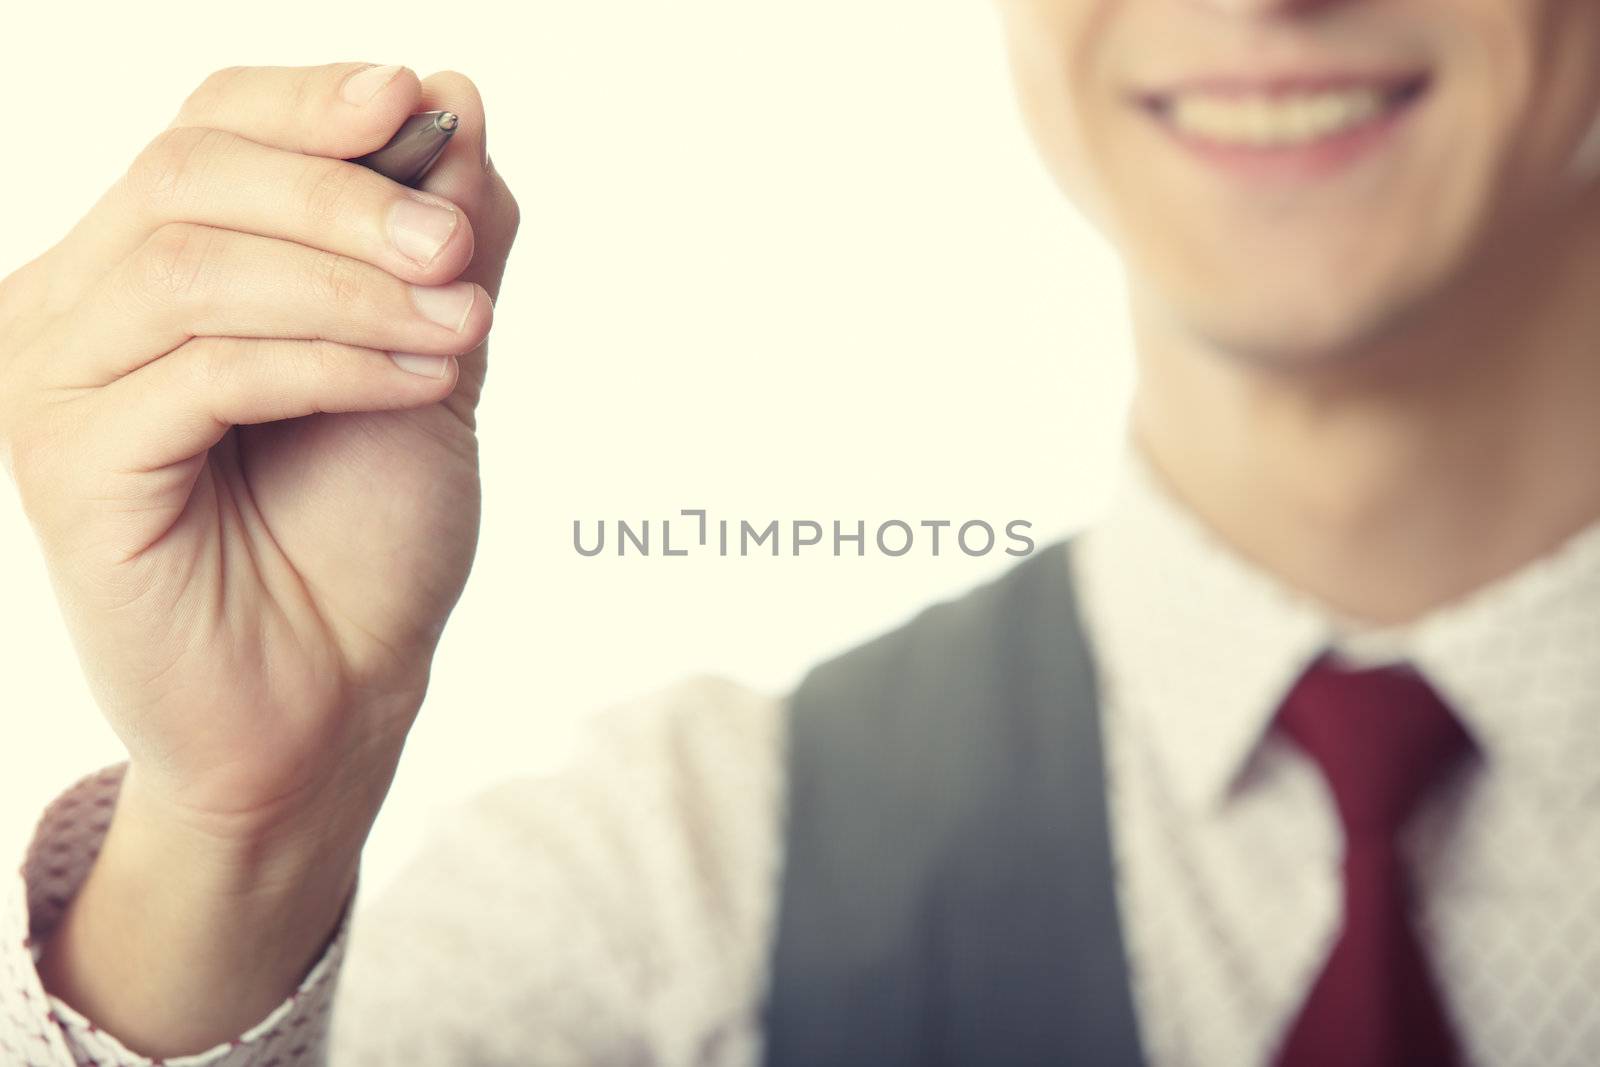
[1070,435,1600,812]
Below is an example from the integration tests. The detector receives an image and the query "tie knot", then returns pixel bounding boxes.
[1274,651,1474,837]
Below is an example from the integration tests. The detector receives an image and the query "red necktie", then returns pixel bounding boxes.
[1271,650,1475,1067]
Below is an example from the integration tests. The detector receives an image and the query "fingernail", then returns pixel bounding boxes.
[390,353,453,379]
[410,282,476,331]
[389,197,459,265]
[343,64,403,107]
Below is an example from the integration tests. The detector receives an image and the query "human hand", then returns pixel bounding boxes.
[0,64,520,1049]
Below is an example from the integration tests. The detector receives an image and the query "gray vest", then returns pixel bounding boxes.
[762,536,1146,1065]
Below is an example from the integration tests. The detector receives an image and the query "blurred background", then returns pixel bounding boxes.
[0,0,1133,893]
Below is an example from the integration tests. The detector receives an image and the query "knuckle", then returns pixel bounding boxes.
[487,165,519,227]
[134,222,218,303]
[185,336,244,396]
[290,68,323,116]
[492,175,521,234]
[472,172,519,247]
[309,250,368,309]
[504,190,522,238]
[297,160,364,229]
[0,405,23,483]
[179,66,249,120]
[302,338,347,381]
[7,429,40,498]
[0,267,23,327]
[127,125,231,209]
[7,410,67,510]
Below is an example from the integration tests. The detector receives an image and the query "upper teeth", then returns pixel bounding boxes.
[1166,89,1387,147]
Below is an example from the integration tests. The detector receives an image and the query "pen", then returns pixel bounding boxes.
[353,110,459,187]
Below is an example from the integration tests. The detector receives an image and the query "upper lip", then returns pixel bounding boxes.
[1133,69,1430,107]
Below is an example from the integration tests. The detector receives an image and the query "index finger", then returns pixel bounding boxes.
[41,62,438,302]
[170,62,425,159]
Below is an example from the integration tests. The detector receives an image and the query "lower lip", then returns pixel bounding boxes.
[1146,92,1426,183]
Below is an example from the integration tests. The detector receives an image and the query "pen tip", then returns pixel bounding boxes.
[438,112,460,132]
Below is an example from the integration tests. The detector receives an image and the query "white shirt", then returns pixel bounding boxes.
[5,436,1600,1066]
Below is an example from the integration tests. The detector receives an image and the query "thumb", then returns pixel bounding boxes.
[415,71,521,302]
[411,72,522,422]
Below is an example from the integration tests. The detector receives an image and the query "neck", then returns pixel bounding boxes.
[1128,193,1600,628]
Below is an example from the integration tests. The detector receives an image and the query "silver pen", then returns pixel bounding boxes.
[353,110,459,187]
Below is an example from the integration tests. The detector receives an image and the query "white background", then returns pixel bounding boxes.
[0,0,1134,893]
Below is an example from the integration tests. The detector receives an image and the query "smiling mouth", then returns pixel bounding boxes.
[1136,75,1431,150]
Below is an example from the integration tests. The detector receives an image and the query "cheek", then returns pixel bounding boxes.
[997,1,1121,227]
[1459,0,1600,201]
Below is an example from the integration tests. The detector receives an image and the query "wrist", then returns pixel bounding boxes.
[32,748,387,1055]
[119,735,394,870]
[114,761,365,911]
[111,678,419,871]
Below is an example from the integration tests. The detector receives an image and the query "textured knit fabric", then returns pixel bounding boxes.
[4,436,1600,1065]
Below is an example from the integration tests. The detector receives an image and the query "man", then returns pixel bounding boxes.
[1,0,1598,1062]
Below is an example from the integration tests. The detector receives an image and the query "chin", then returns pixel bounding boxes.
[1136,216,1485,371]
[1154,279,1441,374]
